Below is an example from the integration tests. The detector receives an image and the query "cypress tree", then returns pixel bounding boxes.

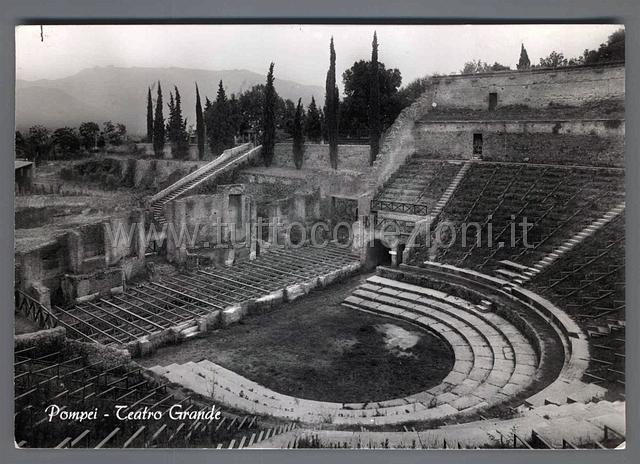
[305,96,322,143]
[325,37,339,170]
[205,80,234,156]
[195,83,205,159]
[173,86,188,157]
[262,63,277,167]
[517,44,531,70]
[368,31,381,165]
[146,87,153,143]
[216,80,227,103]
[174,86,183,129]
[166,91,176,142]
[152,81,165,157]
[293,98,305,169]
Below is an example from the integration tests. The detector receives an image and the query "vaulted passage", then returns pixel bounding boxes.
[364,239,392,269]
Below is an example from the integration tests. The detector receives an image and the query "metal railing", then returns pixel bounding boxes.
[15,289,58,329]
[148,143,254,205]
[371,199,428,216]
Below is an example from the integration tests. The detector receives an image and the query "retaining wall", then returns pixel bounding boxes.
[432,63,625,110]
[273,143,370,172]
[413,119,624,166]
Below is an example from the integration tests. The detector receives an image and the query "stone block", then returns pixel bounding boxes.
[222,304,247,326]
[139,338,153,357]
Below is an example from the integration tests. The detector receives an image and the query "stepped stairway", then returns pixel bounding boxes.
[254,399,625,449]
[431,160,472,217]
[149,143,261,224]
[400,161,471,263]
[495,202,626,285]
[372,157,468,219]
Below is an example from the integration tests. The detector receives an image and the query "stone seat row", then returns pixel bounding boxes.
[150,276,541,425]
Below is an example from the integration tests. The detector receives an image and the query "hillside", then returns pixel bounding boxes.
[16,66,325,135]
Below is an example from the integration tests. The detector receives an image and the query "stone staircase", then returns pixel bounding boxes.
[585,319,625,339]
[494,202,625,285]
[149,143,261,224]
[402,160,472,263]
[432,160,472,217]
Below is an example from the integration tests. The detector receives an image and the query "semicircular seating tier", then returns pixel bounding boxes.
[149,261,596,426]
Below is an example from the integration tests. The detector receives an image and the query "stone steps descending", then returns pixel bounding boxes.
[372,159,466,216]
[527,202,625,277]
[431,161,472,216]
[149,143,259,223]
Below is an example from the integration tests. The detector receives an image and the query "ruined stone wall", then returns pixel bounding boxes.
[432,63,624,109]
[273,143,370,172]
[16,211,147,305]
[131,158,207,189]
[239,167,366,200]
[164,188,251,264]
[15,237,68,298]
[413,119,624,166]
[366,83,436,194]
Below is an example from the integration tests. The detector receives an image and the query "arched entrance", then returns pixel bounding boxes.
[364,239,392,270]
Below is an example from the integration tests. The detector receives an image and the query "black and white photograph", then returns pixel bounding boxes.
[13,23,626,449]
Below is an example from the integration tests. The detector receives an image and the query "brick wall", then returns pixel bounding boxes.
[413,119,624,167]
[432,63,625,110]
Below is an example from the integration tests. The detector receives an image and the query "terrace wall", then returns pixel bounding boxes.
[431,63,625,110]
[272,143,370,172]
[413,119,624,166]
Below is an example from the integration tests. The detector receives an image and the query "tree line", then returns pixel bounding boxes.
[145,31,398,169]
[460,28,625,74]
[145,78,326,160]
[16,31,402,170]
[15,121,127,163]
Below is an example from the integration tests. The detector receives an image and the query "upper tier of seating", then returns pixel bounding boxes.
[416,99,625,122]
[421,162,624,271]
[372,157,463,214]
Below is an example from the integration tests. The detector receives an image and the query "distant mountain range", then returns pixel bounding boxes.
[16,66,325,135]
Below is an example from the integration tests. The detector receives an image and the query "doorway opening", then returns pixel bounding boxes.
[473,133,483,158]
[489,92,498,111]
[397,243,406,266]
[364,239,392,270]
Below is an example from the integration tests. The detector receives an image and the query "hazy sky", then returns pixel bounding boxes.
[16,24,622,87]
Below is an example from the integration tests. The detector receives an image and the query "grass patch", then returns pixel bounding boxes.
[140,273,455,403]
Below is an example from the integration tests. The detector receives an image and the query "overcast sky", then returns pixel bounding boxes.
[16,24,622,87]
